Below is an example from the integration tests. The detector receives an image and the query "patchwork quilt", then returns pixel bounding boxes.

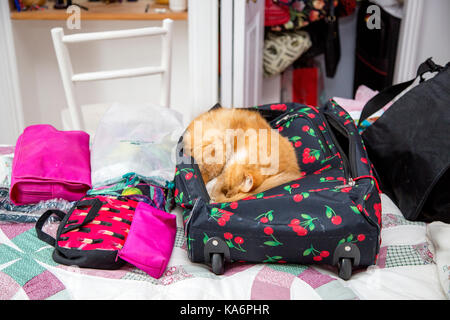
[0,194,447,300]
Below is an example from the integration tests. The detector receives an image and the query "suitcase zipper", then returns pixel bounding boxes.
[322,113,357,183]
[184,198,201,258]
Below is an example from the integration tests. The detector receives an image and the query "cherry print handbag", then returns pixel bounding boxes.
[36,195,139,269]
[174,101,382,280]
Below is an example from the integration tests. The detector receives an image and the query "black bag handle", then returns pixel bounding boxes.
[357,58,444,128]
[36,209,67,247]
[60,198,103,234]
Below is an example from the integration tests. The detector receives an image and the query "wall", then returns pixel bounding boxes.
[414,0,450,68]
[11,19,189,129]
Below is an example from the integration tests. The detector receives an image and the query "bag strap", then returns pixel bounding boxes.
[357,58,444,128]
[60,198,103,234]
[36,209,67,247]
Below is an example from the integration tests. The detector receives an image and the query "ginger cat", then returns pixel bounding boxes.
[183,107,302,203]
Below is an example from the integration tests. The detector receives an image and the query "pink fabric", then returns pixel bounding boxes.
[118,202,176,279]
[10,125,91,205]
[333,85,391,113]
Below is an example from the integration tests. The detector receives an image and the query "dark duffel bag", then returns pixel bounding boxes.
[174,101,382,280]
[359,58,450,223]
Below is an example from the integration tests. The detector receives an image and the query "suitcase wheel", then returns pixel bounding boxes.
[211,253,225,275]
[338,258,353,281]
[332,242,360,280]
[204,237,230,275]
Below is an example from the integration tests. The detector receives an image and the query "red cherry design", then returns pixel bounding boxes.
[361,157,368,164]
[234,237,244,245]
[278,126,283,132]
[230,202,238,209]
[357,204,363,212]
[217,217,226,226]
[295,141,302,148]
[270,104,287,111]
[302,125,310,132]
[224,232,233,240]
[293,194,303,202]
[313,256,323,262]
[357,234,366,242]
[174,189,179,197]
[185,172,193,180]
[260,217,269,223]
[291,184,300,188]
[320,251,330,258]
[308,113,315,118]
[290,219,300,225]
[222,214,230,222]
[295,226,308,236]
[340,187,352,193]
[264,227,274,235]
[331,215,342,225]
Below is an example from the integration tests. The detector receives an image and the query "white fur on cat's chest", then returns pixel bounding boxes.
[206,177,218,196]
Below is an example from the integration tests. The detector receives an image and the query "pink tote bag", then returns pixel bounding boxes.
[118,202,177,279]
[10,125,91,205]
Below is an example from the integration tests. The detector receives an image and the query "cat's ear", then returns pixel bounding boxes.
[240,173,254,193]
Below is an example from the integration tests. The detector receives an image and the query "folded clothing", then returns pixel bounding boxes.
[10,125,91,205]
[118,201,176,279]
[87,172,172,212]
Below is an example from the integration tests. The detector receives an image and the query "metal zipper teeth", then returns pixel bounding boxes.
[274,113,332,157]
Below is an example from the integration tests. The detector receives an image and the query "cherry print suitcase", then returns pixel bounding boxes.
[36,195,139,269]
[174,101,382,280]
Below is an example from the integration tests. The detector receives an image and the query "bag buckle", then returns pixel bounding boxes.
[418,58,443,81]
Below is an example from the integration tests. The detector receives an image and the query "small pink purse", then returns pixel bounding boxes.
[10,125,91,205]
[118,202,177,279]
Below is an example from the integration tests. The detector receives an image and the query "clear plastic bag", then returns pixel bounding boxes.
[90,103,184,188]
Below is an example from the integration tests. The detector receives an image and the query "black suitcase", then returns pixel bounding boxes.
[174,101,382,280]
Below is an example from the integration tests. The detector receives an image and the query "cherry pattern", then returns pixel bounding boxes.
[325,205,343,225]
[337,233,366,246]
[173,100,382,268]
[303,244,329,262]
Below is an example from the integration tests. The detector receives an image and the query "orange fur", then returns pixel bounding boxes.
[183,108,302,202]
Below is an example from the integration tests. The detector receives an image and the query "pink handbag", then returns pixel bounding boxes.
[118,202,177,279]
[10,125,91,205]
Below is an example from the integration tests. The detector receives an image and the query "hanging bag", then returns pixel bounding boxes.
[358,58,450,222]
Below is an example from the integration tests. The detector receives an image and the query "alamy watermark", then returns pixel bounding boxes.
[366,4,381,30]
[67,5,81,30]
[178,121,281,176]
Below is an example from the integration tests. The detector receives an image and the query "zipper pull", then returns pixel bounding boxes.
[276,114,295,125]
[336,178,355,189]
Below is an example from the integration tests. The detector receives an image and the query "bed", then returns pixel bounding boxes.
[0,146,448,300]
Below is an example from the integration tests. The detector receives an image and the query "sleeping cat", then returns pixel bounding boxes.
[183,107,302,203]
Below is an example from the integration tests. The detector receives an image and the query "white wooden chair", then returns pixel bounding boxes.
[51,19,173,135]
